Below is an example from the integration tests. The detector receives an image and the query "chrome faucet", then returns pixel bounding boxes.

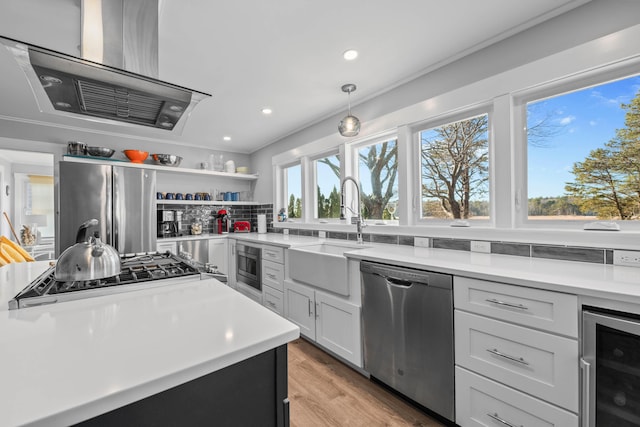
[340,176,366,244]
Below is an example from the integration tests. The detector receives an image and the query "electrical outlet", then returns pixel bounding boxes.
[471,241,491,253]
[318,231,326,238]
[414,237,430,248]
[613,250,640,267]
[283,228,289,236]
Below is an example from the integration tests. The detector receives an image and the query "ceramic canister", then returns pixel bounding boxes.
[225,160,236,173]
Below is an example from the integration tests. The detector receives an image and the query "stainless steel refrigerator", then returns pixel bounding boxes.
[57,162,157,256]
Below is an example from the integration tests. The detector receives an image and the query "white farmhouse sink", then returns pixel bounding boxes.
[288,242,368,296]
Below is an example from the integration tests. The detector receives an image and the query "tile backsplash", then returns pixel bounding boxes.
[156,207,624,265]
[276,226,620,265]
[157,203,273,235]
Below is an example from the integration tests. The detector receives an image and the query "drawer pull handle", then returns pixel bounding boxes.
[267,273,277,280]
[485,298,528,310]
[267,301,276,308]
[487,348,529,366]
[487,412,522,427]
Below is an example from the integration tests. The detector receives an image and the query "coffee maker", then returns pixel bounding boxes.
[216,209,230,234]
[157,210,178,237]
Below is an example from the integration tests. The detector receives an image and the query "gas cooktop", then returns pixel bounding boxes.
[9,252,202,310]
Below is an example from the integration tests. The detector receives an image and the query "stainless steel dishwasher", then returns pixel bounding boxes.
[361,261,454,422]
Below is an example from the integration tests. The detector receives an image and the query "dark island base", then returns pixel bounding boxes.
[76,345,289,427]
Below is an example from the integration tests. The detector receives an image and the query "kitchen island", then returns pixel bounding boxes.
[0,262,299,427]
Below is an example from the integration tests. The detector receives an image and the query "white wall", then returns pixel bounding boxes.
[250,0,640,199]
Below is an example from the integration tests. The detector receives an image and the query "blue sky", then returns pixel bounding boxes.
[528,74,640,198]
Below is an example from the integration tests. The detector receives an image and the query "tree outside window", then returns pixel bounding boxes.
[527,74,640,221]
[285,164,301,219]
[357,139,398,220]
[420,114,489,220]
[315,154,341,219]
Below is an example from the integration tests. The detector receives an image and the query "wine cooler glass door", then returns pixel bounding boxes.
[582,309,640,427]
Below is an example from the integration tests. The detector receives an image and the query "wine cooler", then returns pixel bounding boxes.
[582,308,640,427]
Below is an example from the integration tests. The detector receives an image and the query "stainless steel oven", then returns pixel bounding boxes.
[236,243,261,291]
[582,307,640,427]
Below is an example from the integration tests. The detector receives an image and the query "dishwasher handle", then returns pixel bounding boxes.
[361,261,452,290]
[374,273,413,287]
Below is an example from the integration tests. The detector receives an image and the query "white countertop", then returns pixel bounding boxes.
[224,233,640,305]
[230,232,321,247]
[158,232,320,246]
[344,245,640,305]
[196,232,640,305]
[0,262,299,427]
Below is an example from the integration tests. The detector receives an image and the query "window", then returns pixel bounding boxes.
[14,173,55,238]
[527,74,640,221]
[284,164,301,219]
[357,138,398,220]
[419,114,490,221]
[314,153,341,219]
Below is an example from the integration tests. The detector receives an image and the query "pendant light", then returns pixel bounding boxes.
[338,83,360,137]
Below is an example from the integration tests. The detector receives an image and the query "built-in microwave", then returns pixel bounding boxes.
[581,307,640,427]
[236,243,261,291]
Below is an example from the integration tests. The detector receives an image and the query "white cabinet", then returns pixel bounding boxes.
[284,279,362,366]
[208,239,228,274]
[454,276,579,426]
[454,276,578,337]
[284,280,316,338]
[456,311,579,411]
[262,259,284,292]
[262,245,284,263]
[227,239,237,289]
[261,244,285,315]
[263,285,284,314]
[456,367,578,427]
[157,241,176,254]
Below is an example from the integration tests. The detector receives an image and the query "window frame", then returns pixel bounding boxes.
[310,150,342,222]
[278,161,302,221]
[412,105,494,227]
[347,131,399,225]
[513,62,640,231]
[270,25,640,244]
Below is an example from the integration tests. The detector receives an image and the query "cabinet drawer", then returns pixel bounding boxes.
[262,246,284,264]
[455,311,578,411]
[455,367,578,427]
[262,259,284,292]
[454,276,578,337]
[263,286,284,315]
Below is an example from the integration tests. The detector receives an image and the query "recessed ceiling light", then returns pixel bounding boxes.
[223,136,231,141]
[262,108,273,115]
[343,49,358,61]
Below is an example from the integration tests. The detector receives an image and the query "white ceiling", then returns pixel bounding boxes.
[0,0,591,154]
[158,0,590,153]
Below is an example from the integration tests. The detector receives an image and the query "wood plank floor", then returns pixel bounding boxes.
[288,339,447,427]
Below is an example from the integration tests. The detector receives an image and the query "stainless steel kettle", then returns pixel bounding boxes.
[55,219,121,281]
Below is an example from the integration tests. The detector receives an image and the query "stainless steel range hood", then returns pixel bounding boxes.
[0,1,210,132]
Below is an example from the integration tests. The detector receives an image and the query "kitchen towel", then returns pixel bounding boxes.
[257,214,267,234]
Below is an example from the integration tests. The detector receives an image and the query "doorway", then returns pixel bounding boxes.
[0,149,55,260]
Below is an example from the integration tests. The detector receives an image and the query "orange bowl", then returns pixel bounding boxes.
[123,150,149,163]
